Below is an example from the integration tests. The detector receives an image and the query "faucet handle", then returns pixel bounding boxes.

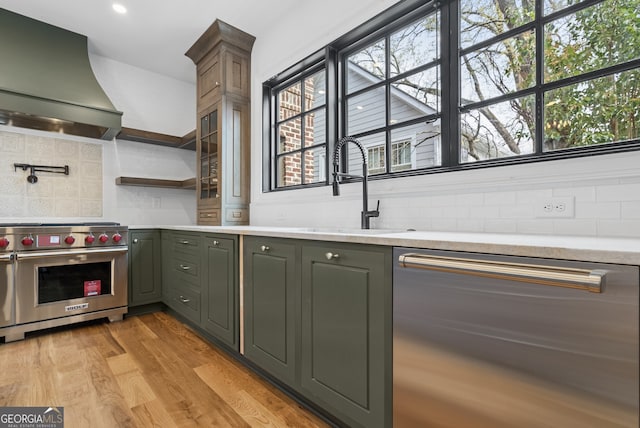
[376,199,380,212]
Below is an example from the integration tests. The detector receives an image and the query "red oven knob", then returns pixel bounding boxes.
[64,235,75,245]
[21,236,34,246]
[99,234,109,243]
[0,237,9,248]
[85,234,96,244]
[112,233,122,243]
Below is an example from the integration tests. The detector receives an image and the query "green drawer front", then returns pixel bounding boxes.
[172,233,201,256]
[167,283,201,324]
[171,256,200,285]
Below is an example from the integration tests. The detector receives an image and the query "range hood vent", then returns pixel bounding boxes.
[0,8,122,140]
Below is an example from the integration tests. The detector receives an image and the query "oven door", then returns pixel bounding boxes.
[0,253,14,327]
[15,247,127,324]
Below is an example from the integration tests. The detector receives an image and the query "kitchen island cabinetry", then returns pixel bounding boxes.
[128,229,162,307]
[243,236,298,386]
[243,237,392,428]
[201,234,239,351]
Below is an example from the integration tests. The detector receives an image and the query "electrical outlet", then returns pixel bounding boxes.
[536,196,574,218]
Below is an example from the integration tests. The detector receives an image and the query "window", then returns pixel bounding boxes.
[368,139,415,175]
[272,69,327,189]
[368,145,386,175]
[263,0,640,192]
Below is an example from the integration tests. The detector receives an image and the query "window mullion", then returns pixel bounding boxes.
[443,0,458,167]
[385,34,392,174]
[534,0,544,155]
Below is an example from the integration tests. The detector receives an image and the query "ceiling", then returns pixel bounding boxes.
[0,0,302,84]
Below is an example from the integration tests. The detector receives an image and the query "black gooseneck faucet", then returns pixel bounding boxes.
[332,136,380,229]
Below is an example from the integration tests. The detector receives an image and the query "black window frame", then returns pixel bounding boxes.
[263,0,640,192]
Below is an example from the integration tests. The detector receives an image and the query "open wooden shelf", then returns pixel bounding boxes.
[115,176,196,189]
[117,127,196,151]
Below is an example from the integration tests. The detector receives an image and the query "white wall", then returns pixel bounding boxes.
[249,0,640,238]
[89,53,196,136]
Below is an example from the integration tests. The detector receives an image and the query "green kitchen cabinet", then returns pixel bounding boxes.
[243,236,298,386]
[300,241,392,428]
[161,230,202,325]
[242,237,392,428]
[201,234,239,351]
[128,229,162,306]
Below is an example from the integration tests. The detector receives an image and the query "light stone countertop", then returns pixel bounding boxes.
[129,225,640,265]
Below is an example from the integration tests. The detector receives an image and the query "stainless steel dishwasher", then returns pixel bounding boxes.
[393,247,639,428]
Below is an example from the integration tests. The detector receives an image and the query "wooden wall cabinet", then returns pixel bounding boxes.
[186,20,254,225]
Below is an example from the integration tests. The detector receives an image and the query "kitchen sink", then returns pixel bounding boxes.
[291,227,405,235]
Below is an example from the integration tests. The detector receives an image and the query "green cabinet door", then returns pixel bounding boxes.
[243,236,298,386]
[300,242,392,428]
[129,230,162,306]
[202,235,238,351]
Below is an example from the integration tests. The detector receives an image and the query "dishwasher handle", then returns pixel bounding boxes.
[398,253,606,293]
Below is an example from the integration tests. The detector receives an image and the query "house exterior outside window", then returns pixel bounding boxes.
[367,139,414,175]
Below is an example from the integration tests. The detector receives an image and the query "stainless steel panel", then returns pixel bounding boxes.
[393,247,639,428]
[14,249,128,324]
[0,253,14,328]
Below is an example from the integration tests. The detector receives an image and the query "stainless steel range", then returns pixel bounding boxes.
[0,223,128,342]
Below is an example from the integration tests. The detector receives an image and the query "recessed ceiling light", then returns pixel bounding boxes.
[112,3,127,14]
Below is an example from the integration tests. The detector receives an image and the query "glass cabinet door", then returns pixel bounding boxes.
[199,107,219,202]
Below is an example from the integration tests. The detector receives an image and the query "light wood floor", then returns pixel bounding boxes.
[0,312,329,428]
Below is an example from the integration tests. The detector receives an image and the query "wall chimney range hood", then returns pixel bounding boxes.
[0,8,122,140]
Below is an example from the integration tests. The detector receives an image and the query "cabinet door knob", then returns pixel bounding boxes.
[213,240,220,246]
[132,238,139,244]
[325,252,340,260]
[261,245,270,252]
[179,264,191,271]
[179,296,190,303]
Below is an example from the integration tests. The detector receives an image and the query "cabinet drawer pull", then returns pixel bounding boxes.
[325,252,340,260]
[180,240,190,245]
[261,245,270,252]
[132,238,139,244]
[179,264,191,271]
[179,296,190,303]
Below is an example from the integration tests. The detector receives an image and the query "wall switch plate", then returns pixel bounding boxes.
[535,196,574,218]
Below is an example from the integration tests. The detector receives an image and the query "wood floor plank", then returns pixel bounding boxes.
[131,398,179,428]
[106,348,163,411]
[196,363,287,428]
[136,331,249,427]
[0,313,329,428]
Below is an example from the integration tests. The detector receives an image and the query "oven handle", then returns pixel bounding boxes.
[398,253,606,293]
[16,247,128,260]
[0,253,13,262]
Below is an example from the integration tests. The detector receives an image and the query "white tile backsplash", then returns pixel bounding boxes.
[554,219,598,236]
[622,201,640,219]
[252,150,640,238]
[597,219,640,237]
[596,183,640,202]
[575,202,621,219]
[0,130,103,218]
